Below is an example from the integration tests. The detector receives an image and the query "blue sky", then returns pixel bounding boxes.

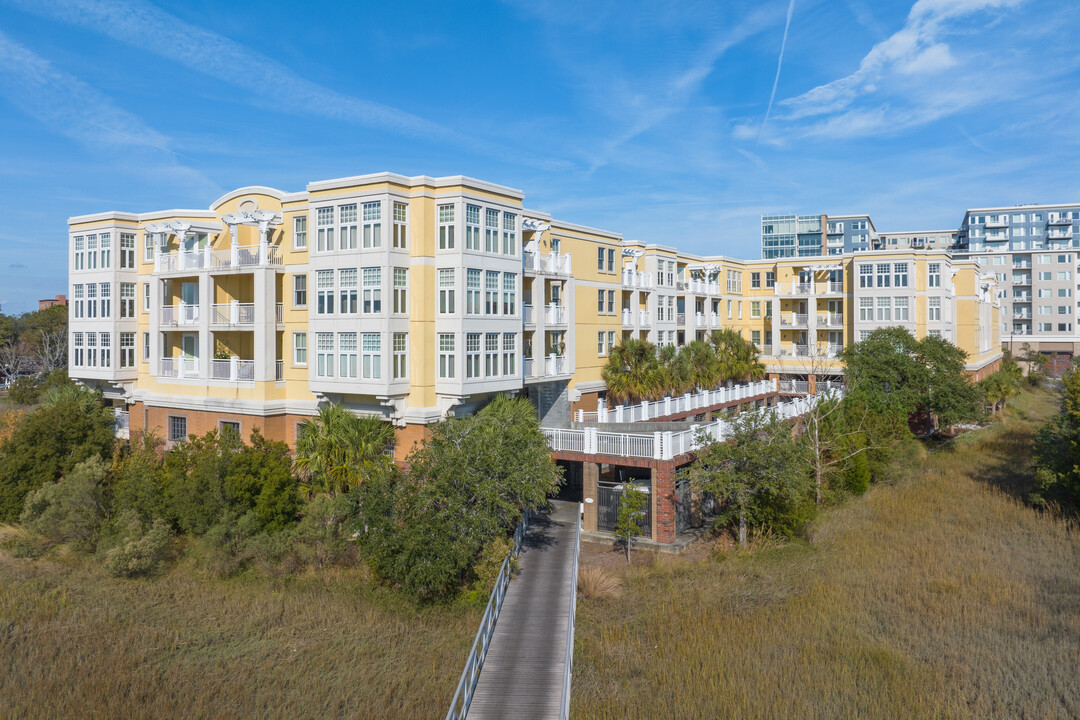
[1,0,1079,313]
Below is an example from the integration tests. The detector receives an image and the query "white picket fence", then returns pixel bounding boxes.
[575,379,776,423]
[545,389,842,461]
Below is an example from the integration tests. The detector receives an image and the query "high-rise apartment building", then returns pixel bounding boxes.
[69,173,1002,457]
[762,213,876,258]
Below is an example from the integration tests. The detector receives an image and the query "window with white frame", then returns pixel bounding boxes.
[598,331,607,356]
[928,263,941,287]
[120,332,135,368]
[485,208,499,252]
[597,288,606,313]
[339,204,358,250]
[485,333,499,376]
[86,332,97,366]
[597,247,605,272]
[751,301,761,318]
[502,212,516,254]
[859,330,870,341]
[438,333,455,378]
[393,333,407,379]
[894,297,909,321]
[893,263,908,287]
[120,233,135,268]
[750,272,760,289]
[334,269,355,314]
[858,297,873,322]
[859,265,873,288]
[144,231,154,262]
[86,235,98,269]
[466,333,481,379]
[338,332,357,378]
[765,271,775,288]
[438,204,455,250]
[876,296,891,322]
[1059,323,1073,332]
[503,273,516,315]
[73,332,84,365]
[439,269,455,313]
[466,269,481,315]
[99,282,111,318]
[393,268,407,314]
[120,283,135,318]
[142,332,149,361]
[361,268,380,313]
[929,329,942,339]
[143,283,150,312]
[317,207,334,252]
[294,216,307,249]
[1059,271,1073,281]
[1060,305,1071,315]
[86,283,98,318]
[502,333,516,375]
[74,236,85,270]
[316,270,334,314]
[485,271,499,315]
[99,233,111,268]
[393,202,407,249]
[293,274,307,307]
[928,296,941,321]
[362,202,381,249]
[876,264,891,288]
[73,284,84,319]
[606,248,615,273]
[1039,305,1052,316]
[316,333,334,377]
[294,332,307,366]
[1060,288,1073,298]
[466,205,481,251]
[1039,271,1052,281]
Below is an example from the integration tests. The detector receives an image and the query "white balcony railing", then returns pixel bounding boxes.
[622,308,634,328]
[275,359,284,381]
[621,269,654,290]
[523,357,534,377]
[210,358,255,382]
[780,313,808,327]
[576,379,777,424]
[818,313,844,327]
[694,312,706,327]
[545,304,567,325]
[523,304,535,324]
[156,244,282,272]
[638,309,651,328]
[524,251,571,275]
[677,312,686,326]
[211,302,255,325]
[985,217,1008,228]
[1048,228,1073,239]
[1049,214,1073,225]
[709,313,722,327]
[276,303,284,324]
[159,357,199,378]
[161,304,199,325]
[825,281,844,294]
[544,354,567,376]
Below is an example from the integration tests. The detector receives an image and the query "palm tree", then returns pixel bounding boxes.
[602,338,661,404]
[657,344,692,397]
[679,340,723,392]
[710,329,766,383]
[295,404,395,496]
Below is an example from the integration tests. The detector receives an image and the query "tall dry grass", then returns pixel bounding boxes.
[0,549,481,719]
[573,388,1080,719]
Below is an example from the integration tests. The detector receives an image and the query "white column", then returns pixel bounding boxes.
[253,267,276,382]
[197,275,212,380]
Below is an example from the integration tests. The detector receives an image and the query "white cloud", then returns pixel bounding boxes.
[3,0,569,171]
[0,30,217,195]
[897,42,957,74]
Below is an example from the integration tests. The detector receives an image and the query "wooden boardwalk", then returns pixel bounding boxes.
[466,503,579,719]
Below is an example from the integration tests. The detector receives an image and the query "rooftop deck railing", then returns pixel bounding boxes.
[575,379,776,423]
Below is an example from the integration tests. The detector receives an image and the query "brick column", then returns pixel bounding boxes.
[583,461,599,532]
[651,462,677,543]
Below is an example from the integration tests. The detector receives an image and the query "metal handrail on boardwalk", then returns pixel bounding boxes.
[559,510,582,719]
[445,508,532,720]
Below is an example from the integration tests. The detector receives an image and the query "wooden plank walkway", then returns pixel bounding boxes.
[466,503,579,719]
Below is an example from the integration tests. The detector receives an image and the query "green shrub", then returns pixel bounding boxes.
[19,456,106,549]
[103,516,173,577]
[293,495,357,569]
[7,376,41,405]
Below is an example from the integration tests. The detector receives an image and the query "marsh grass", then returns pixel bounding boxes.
[0,546,481,718]
[573,388,1080,719]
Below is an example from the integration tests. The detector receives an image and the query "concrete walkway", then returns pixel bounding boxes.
[466,502,579,719]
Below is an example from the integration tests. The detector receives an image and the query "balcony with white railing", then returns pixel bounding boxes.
[210,302,255,326]
[275,359,284,382]
[985,217,1009,228]
[824,344,844,358]
[523,357,534,377]
[159,356,199,379]
[621,268,654,290]
[156,244,282,273]
[694,312,707,328]
[276,303,284,324]
[1049,214,1073,225]
[709,313,722,327]
[622,308,634,328]
[677,312,686,326]
[524,250,572,276]
[779,379,809,394]
[545,304,567,325]
[823,281,844,294]
[1013,261,1031,269]
[210,358,255,383]
[639,309,652,328]
[1048,228,1073,240]
[1014,293,1032,302]
[523,304,535,325]
[817,312,844,328]
[161,304,199,326]
[575,379,777,423]
[1012,275,1032,286]
[545,353,568,376]
[779,313,808,327]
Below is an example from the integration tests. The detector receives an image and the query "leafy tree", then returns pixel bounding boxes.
[682,411,810,547]
[979,357,1023,413]
[361,396,562,599]
[163,430,238,535]
[110,431,170,524]
[0,384,114,521]
[1033,368,1080,512]
[917,335,983,429]
[657,344,692,396]
[20,456,107,549]
[679,340,723,392]
[602,338,661,404]
[1020,342,1049,376]
[294,404,395,496]
[709,328,766,383]
[226,429,300,532]
[614,481,648,564]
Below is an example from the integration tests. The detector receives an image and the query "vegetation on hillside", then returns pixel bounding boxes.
[574,388,1080,719]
